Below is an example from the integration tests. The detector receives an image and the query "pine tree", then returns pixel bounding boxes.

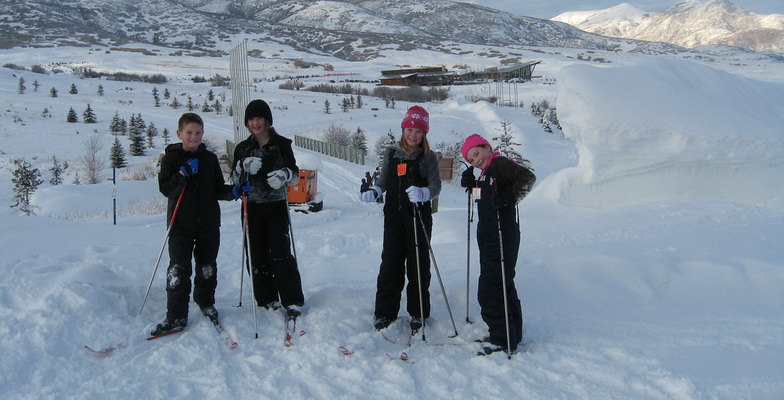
[11,159,43,215]
[187,95,194,111]
[163,88,170,99]
[110,136,128,168]
[146,122,158,148]
[66,107,78,123]
[129,116,146,156]
[83,104,97,123]
[152,87,160,107]
[201,99,213,113]
[97,84,104,96]
[69,83,78,95]
[17,76,26,94]
[33,80,40,92]
[50,87,57,97]
[109,112,125,135]
[356,94,363,109]
[49,156,64,185]
[41,108,51,119]
[492,120,531,168]
[213,100,222,114]
[170,96,180,109]
[207,89,214,101]
[324,99,331,114]
[351,127,368,156]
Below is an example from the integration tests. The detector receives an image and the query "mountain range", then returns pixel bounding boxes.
[1,0,681,61]
[552,0,784,53]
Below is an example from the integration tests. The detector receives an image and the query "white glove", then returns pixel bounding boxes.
[267,168,292,189]
[360,186,381,202]
[242,157,263,175]
[405,186,430,203]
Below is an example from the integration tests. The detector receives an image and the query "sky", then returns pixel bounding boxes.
[465,0,783,19]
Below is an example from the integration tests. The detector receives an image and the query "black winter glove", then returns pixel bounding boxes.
[460,167,476,192]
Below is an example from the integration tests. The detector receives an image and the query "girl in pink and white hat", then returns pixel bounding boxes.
[460,133,536,355]
[360,105,442,333]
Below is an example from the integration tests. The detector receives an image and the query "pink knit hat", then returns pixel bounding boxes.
[401,106,429,133]
[461,134,491,161]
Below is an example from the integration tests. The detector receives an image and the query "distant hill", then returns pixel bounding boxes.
[0,0,683,60]
[553,0,784,53]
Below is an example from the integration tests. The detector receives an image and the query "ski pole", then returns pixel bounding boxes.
[414,205,459,338]
[496,209,512,360]
[411,203,427,342]
[242,195,260,338]
[466,191,474,324]
[237,225,246,307]
[283,184,298,261]
[139,185,186,315]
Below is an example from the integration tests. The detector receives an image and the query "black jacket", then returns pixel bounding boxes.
[231,128,299,204]
[158,143,234,232]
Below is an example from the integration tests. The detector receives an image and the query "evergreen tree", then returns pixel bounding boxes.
[50,87,57,98]
[97,84,104,96]
[66,107,78,123]
[49,156,64,186]
[170,96,180,109]
[163,88,170,99]
[186,95,194,111]
[33,80,40,92]
[213,100,222,115]
[129,116,146,156]
[351,127,368,155]
[109,112,126,135]
[17,76,26,94]
[69,83,78,95]
[324,99,331,114]
[356,94,363,109]
[161,128,170,145]
[201,99,213,113]
[83,104,97,123]
[110,136,128,168]
[146,122,158,148]
[207,89,214,101]
[375,130,397,171]
[11,159,43,215]
[492,120,531,168]
[152,87,160,107]
[41,108,51,119]
[342,98,350,112]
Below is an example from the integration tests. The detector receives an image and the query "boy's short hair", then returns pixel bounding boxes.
[178,113,203,130]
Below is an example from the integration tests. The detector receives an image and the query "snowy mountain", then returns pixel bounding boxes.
[553,0,784,53]
[0,0,682,60]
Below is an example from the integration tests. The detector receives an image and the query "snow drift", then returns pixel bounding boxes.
[552,57,784,209]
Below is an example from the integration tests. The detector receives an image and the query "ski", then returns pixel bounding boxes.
[385,351,414,363]
[84,343,123,355]
[283,315,306,347]
[208,318,238,350]
[338,346,354,356]
[146,327,184,341]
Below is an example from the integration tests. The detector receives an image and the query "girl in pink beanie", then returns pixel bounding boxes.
[460,133,536,356]
[360,105,441,333]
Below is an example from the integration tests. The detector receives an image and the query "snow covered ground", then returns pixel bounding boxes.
[0,43,782,399]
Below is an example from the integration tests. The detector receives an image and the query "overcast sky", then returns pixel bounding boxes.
[464,0,782,20]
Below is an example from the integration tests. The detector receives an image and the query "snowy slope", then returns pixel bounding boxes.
[0,43,783,399]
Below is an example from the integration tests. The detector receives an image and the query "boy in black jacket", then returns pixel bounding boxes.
[153,113,240,336]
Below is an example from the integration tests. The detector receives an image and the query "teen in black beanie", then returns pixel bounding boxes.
[244,99,273,126]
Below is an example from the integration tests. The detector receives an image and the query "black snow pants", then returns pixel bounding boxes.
[477,190,523,351]
[165,226,220,321]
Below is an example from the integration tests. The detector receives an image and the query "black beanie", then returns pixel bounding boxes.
[244,99,273,127]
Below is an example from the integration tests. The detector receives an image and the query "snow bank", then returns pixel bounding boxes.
[552,57,784,209]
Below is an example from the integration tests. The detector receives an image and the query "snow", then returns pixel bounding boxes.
[1,42,783,400]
